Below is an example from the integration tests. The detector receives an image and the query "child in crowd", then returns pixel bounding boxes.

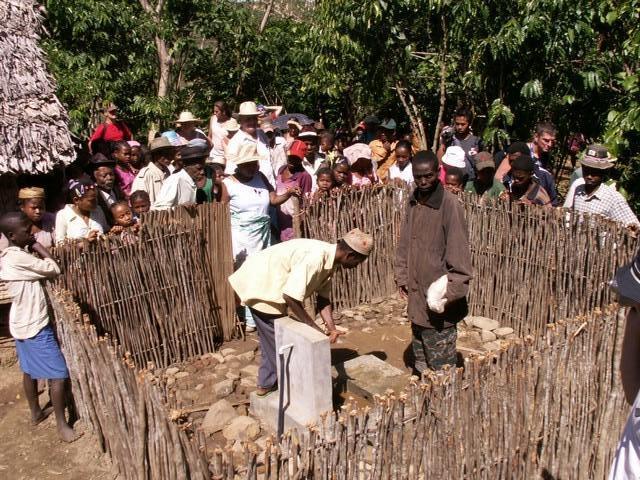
[332,161,351,189]
[388,140,414,186]
[0,212,78,442]
[319,132,338,166]
[109,201,140,243]
[127,140,146,170]
[314,167,335,197]
[129,190,151,217]
[112,141,137,199]
[211,163,226,202]
[344,143,378,187]
[444,167,465,195]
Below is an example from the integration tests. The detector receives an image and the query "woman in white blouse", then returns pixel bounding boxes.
[55,179,109,244]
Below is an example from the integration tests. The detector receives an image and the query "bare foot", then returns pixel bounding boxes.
[31,406,53,425]
[57,422,82,443]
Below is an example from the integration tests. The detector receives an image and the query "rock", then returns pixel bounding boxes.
[195,383,204,391]
[462,316,475,328]
[354,315,366,322]
[165,367,180,376]
[371,297,384,305]
[463,331,482,344]
[481,341,502,352]
[214,378,237,398]
[225,371,240,381]
[362,327,373,333]
[221,348,237,357]
[236,404,248,416]
[236,351,255,363]
[166,377,175,387]
[175,371,190,379]
[201,399,238,435]
[223,355,238,364]
[480,330,497,342]
[494,327,514,338]
[240,377,256,388]
[341,310,355,318]
[211,353,225,364]
[240,364,260,377]
[223,416,261,441]
[504,333,517,340]
[227,361,242,371]
[470,317,500,331]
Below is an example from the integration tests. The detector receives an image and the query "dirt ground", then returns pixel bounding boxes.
[0,334,116,480]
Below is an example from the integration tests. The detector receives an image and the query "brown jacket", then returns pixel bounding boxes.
[394,182,472,329]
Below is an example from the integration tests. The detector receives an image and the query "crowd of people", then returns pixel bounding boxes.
[1,97,639,476]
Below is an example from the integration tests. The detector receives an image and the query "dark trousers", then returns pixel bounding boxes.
[411,323,457,373]
[250,308,282,389]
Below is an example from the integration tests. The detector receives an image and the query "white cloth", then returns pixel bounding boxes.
[0,247,60,339]
[54,205,106,243]
[270,137,288,175]
[224,175,272,262]
[152,169,197,210]
[426,274,448,313]
[99,189,117,208]
[609,390,640,479]
[224,129,276,188]
[131,162,168,203]
[389,163,414,185]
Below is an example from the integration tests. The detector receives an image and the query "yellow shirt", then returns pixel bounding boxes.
[228,239,337,315]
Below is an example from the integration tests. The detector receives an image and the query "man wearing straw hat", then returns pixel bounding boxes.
[564,144,639,228]
[224,101,276,188]
[229,229,373,396]
[163,111,210,147]
[608,253,640,479]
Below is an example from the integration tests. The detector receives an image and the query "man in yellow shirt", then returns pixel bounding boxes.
[228,229,373,396]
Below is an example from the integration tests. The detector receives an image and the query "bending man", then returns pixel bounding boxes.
[229,229,373,396]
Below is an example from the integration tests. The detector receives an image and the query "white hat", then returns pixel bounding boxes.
[343,228,374,256]
[174,111,201,124]
[238,101,260,116]
[234,143,262,165]
[442,146,466,168]
[223,118,240,132]
[298,131,318,139]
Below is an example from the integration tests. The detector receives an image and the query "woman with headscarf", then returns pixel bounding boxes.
[0,188,56,250]
[55,180,108,244]
[344,143,379,187]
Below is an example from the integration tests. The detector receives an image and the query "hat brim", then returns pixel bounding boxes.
[582,157,615,170]
[235,156,262,165]
[238,112,260,117]
[475,161,495,171]
[174,119,202,124]
[610,263,640,305]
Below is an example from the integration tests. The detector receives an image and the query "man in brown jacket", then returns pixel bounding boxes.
[395,150,472,373]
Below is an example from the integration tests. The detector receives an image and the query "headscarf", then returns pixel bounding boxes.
[343,143,372,166]
[69,179,97,198]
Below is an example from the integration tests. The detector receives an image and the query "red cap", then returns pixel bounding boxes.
[289,140,308,160]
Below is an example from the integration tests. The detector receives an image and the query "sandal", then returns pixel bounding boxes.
[256,384,277,397]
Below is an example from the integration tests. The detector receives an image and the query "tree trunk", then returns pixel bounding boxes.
[395,81,427,149]
[259,0,276,33]
[432,15,448,152]
[155,36,171,98]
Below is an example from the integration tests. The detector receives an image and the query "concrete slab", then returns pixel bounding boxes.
[250,317,332,434]
[332,354,409,400]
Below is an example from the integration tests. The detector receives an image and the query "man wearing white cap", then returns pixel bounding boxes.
[608,253,640,479]
[564,144,639,228]
[225,101,276,188]
[229,229,373,396]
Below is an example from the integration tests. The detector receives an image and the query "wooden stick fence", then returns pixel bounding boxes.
[54,202,236,368]
[47,187,637,478]
[301,187,638,336]
[51,283,627,479]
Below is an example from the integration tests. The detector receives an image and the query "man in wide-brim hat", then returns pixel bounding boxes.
[163,111,211,147]
[152,143,208,210]
[563,144,639,228]
[608,251,640,478]
[224,101,276,187]
[131,137,176,204]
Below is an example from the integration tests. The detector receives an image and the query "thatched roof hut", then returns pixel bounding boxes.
[0,0,75,174]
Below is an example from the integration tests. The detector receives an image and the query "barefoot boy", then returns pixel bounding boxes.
[0,212,77,442]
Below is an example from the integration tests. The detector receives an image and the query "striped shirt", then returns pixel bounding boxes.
[564,178,639,226]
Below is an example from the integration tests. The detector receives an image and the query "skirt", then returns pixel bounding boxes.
[15,324,69,380]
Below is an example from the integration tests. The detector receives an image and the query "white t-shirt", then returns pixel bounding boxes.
[152,169,197,210]
[0,247,60,339]
[54,204,107,243]
[209,116,228,163]
[389,163,414,185]
[609,390,640,479]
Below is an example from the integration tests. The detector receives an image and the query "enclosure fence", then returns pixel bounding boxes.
[49,186,638,478]
[54,202,236,368]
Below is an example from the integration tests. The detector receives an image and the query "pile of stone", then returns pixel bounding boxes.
[460,316,516,352]
[337,295,408,331]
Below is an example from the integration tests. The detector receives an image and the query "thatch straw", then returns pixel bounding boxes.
[0,0,75,174]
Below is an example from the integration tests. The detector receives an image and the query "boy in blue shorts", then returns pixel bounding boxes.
[0,211,77,442]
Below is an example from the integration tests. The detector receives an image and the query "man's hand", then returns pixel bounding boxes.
[398,285,408,300]
[109,226,124,235]
[85,230,100,242]
[328,330,344,344]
